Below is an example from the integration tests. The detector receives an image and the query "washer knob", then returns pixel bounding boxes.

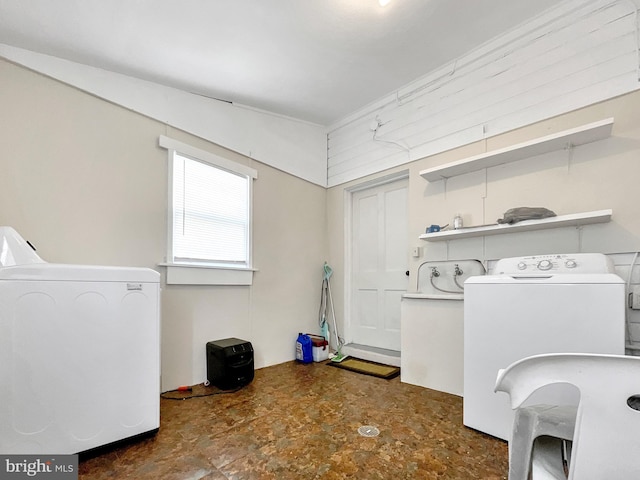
[537,259,553,271]
[517,262,527,270]
[565,260,577,269]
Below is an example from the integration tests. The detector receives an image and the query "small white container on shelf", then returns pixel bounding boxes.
[453,214,463,230]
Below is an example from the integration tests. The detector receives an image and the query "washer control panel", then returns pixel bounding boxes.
[496,253,614,275]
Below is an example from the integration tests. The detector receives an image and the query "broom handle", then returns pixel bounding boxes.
[326,280,342,351]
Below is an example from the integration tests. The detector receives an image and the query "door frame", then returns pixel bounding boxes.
[343,170,409,347]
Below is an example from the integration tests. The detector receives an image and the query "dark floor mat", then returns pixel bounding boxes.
[327,357,400,379]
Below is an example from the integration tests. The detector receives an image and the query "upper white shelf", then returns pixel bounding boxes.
[419,209,612,242]
[419,118,614,182]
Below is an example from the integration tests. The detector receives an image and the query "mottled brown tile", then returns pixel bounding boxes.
[79,360,508,479]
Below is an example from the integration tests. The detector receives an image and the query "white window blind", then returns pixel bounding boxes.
[172,153,249,266]
[159,136,257,284]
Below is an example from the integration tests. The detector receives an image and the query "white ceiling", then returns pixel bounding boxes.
[0,0,561,126]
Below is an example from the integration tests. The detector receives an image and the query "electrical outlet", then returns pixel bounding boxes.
[630,286,640,309]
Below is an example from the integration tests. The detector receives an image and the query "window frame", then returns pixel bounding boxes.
[159,135,257,285]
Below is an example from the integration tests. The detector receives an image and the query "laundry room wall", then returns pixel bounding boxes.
[327,0,640,188]
[326,90,640,352]
[0,58,327,391]
[0,44,328,188]
[410,92,640,264]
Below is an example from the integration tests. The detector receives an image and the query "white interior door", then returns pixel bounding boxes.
[350,177,408,351]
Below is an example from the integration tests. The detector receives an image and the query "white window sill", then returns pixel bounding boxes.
[158,263,256,286]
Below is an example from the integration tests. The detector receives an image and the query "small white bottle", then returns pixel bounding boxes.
[453,214,463,230]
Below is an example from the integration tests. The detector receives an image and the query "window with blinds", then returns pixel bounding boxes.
[159,136,257,284]
[172,152,250,267]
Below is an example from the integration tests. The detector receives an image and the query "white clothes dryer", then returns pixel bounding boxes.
[0,227,160,454]
[463,253,625,441]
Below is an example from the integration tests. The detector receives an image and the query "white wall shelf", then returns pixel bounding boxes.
[419,118,614,182]
[419,209,612,242]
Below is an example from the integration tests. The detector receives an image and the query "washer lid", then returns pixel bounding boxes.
[0,263,160,282]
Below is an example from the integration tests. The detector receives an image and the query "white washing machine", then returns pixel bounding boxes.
[0,227,161,454]
[463,253,625,441]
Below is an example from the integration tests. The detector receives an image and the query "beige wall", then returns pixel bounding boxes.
[6,53,640,388]
[0,59,327,390]
[327,91,640,339]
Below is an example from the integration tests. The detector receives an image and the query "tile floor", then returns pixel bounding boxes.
[79,361,508,479]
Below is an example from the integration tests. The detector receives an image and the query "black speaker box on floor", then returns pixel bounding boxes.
[206,338,254,390]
